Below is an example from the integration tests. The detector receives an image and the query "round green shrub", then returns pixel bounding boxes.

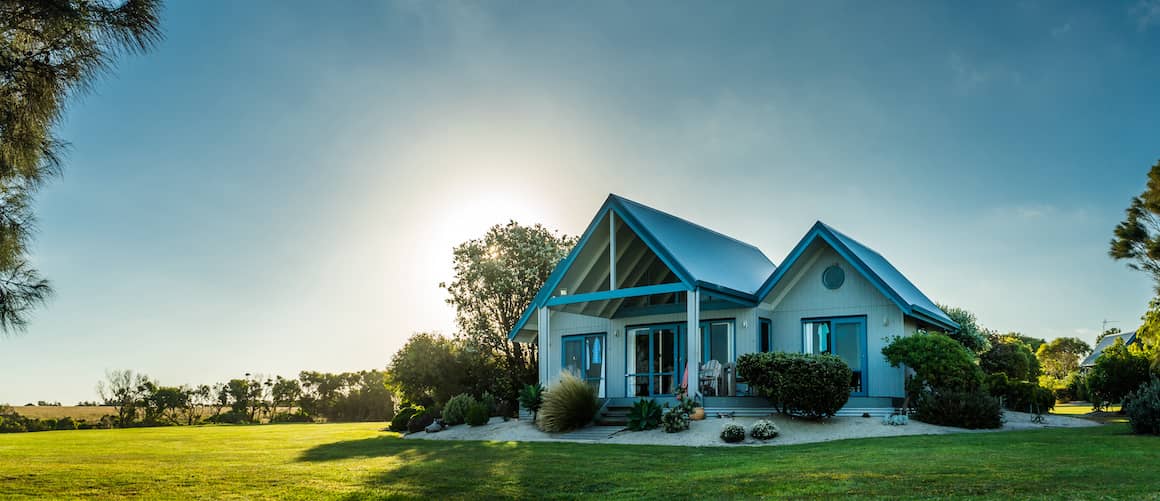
[1125,378,1160,435]
[914,388,1002,429]
[465,402,490,426]
[1086,339,1153,408]
[442,393,477,426]
[720,423,745,443]
[750,419,779,440]
[390,406,420,432]
[479,392,497,416]
[406,410,435,433]
[538,372,599,433]
[736,352,851,419]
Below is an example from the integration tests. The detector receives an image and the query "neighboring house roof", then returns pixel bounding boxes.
[1080,331,1139,368]
[508,195,957,339]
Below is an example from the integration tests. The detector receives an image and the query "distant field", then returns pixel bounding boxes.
[0,422,1157,499]
[10,406,115,421]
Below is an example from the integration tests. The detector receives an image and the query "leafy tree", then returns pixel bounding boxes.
[935,304,990,354]
[387,332,468,407]
[980,335,1040,381]
[1037,337,1093,379]
[183,384,212,425]
[271,376,301,416]
[97,369,151,427]
[1110,160,1160,291]
[0,0,163,333]
[1086,338,1154,409]
[441,222,575,403]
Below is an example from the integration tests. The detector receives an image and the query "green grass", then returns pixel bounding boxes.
[1,423,1157,500]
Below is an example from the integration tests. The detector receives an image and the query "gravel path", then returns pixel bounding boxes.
[403,411,1098,447]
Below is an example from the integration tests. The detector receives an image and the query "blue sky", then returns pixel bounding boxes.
[3,0,1159,404]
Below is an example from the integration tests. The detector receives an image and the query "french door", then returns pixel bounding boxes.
[626,325,685,397]
[562,334,606,398]
[802,316,867,396]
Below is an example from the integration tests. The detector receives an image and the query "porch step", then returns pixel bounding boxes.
[702,407,897,418]
[596,404,632,426]
[556,426,623,441]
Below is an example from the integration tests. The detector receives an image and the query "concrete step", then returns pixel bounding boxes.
[702,407,897,418]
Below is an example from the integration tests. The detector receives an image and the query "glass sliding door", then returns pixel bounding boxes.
[562,333,606,397]
[802,316,867,396]
[625,324,685,397]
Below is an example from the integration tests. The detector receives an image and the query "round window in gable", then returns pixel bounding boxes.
[822,265,845,290]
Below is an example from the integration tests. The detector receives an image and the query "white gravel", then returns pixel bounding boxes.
[403,411,1099,447]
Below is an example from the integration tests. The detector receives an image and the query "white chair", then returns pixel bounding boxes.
[699,360,722,396]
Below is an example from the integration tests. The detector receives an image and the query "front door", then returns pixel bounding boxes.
[626,325,685,397]
[803,316,868,396]
[562,334,606,398]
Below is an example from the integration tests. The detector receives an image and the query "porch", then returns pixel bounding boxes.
[600,396,900,421]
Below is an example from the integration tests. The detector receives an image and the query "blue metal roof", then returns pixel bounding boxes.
[612,195,775,296]
[508,195,958,339]
[756,221,959,331]
[1080,331,1138,367]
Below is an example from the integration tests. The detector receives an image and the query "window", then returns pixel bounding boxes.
[562,333,606,397]
[759,318,772,352]
[700,320,734,364]
[822,264,845,290]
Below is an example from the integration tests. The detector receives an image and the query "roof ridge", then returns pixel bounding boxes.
[610,193,774,264]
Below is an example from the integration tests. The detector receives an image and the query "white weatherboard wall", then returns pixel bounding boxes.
[763,243,908,399]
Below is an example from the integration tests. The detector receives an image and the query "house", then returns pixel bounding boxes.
[508,194,958,416]
[1080,330,1140,369]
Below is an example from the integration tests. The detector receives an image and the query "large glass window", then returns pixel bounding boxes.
[802,316,866,395]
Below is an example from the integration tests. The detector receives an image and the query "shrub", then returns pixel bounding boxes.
[882,331,984,394]
[720,423,745,443]
[54,417,77,430]
[518,384,544,421]
[496,401,512,421]
[1086,339,1153,409]
[390,406,420,432]
[270,411,313,423]
[406,410,436,433]
[750,419,780,440]
[660,406,689,433]
[442,394,477,426]
[538,372,599,433]
[1125,378,1160,435]
[480,392,498,416]
[736,352,851,419]
[913,388,1002,429]
[465,402,490,426]
[627,398,663,431]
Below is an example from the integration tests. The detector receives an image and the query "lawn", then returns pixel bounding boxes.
[0,422,1157,500]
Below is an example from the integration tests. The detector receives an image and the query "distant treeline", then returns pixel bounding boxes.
[1,369,394,434]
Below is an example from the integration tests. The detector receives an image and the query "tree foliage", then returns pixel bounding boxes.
[1110,160,1160,291]
[1086,339,1155,408]
[935,304,990,354]
[0,0,163,332]
[1036,337,1092,379]
[441,222,574,403]
[980,334,1040,381]
[882,331,985,394]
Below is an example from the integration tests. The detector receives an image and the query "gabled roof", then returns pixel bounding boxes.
[756,221,959,331]
[507,194,776,340]
[614,195,775,296]
[1080,331,1138,367]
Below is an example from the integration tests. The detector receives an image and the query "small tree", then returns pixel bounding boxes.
[1037,337,1093,379]
[97,369,151,427]
[1086,339,1154,410]
[980,336,1040,381]
[935,304,990,354]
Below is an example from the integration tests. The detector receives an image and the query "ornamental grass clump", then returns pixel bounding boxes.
[538,372,599,433]
[720,423,745,443]
[750,419,779,440]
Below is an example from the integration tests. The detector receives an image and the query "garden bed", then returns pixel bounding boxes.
[403,411,1098,447]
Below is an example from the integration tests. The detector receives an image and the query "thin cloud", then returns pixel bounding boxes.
[1136,0,1160,31]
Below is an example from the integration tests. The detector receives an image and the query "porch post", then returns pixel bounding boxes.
[538,306,550,386]
[686,288,700,397]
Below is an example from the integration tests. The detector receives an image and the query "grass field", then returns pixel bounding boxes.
[1,422,1157,500]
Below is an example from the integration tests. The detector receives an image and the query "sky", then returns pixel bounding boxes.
[3,0,1160,405]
